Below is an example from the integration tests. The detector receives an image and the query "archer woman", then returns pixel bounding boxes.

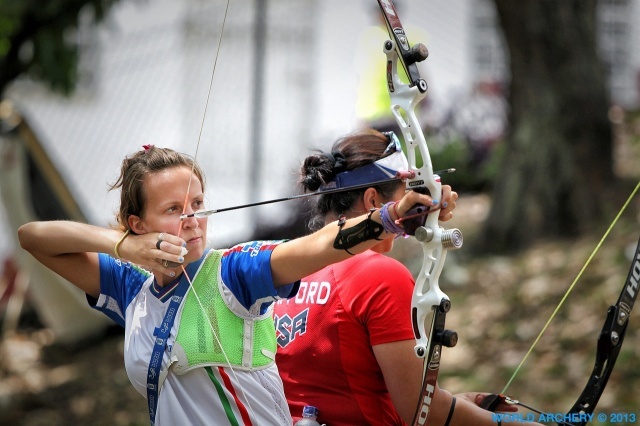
[275,129,536,426]
[17,145,452,425]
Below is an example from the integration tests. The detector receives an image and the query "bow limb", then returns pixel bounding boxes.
[559,186,639,423]
[480,181,640,423]
[377,2,463,425]
[563,235,639,424]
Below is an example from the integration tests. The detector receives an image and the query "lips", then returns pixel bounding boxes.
[186,236,202,247]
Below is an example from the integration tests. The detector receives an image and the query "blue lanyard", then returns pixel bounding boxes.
[146,255,205,425]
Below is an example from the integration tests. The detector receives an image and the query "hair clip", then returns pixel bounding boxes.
[381,132,401,155]
[142,144,154,153]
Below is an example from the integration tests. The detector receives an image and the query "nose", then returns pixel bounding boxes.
[181,207,199,229]
[183,216,199,229]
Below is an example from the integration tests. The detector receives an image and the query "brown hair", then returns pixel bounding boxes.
[109,146,205,231]
[300,129,402,231]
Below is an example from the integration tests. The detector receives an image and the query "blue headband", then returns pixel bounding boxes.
[319,133,409,190]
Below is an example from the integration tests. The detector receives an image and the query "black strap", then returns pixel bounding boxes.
[443,396,456,426]
[146,252,207,425]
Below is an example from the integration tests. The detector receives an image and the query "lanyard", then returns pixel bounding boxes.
[146,254,206,425]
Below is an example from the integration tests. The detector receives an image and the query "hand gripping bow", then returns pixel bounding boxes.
[376,2,463,425]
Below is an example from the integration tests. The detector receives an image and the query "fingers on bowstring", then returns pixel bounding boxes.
[156,232,187,248]
[155,233,188,273]
[153,251,185,277]
[155,239,188,257]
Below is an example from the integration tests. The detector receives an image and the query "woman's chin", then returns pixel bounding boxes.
[186,247,204,263]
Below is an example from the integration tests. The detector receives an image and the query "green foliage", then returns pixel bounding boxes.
[395,130,498,193]
[0,15,17,57]
[0,0,119,96]
[627,109,640,147]
[421,133,504,193]
[477,139,506,188]
[428,136,474,189]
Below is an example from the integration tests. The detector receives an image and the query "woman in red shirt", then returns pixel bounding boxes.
[275,129,525,426]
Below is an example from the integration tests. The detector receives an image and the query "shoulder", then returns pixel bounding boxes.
[98,253,151,285]
[219,241,283,284]
[338,251,412,280]
[223,240,283,258]
[332,251,413,304]
[218,241,293,312]
[338,253,414,328]
[93,254,152,326]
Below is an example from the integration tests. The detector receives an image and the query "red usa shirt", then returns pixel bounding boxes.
[274,250,415,426]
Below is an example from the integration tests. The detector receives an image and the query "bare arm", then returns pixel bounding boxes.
[270,190,437,286]
[18,222,116,298]
[18,221,185,298]
[374,340,537,425]
[373,340,423,424]
[431,389,544,426]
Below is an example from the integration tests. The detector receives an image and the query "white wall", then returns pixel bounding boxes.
[3,0,638,262]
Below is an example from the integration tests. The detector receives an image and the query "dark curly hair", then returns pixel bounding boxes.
[300,129,403,231]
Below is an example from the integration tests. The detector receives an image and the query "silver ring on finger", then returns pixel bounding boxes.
[157,232,165,241]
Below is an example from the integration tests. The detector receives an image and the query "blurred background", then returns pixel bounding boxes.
[1,0,639,424]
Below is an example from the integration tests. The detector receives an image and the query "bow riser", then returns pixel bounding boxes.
[378,0,428,90]
[384,33,463,356]
[379,9,462,426]
[383,41,437,202]
[411,246,449,349]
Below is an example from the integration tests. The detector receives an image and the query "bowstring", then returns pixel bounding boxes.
[176,0,256,418]
[501,180,640,394]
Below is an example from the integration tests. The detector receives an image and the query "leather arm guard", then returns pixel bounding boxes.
[333,209,384,255]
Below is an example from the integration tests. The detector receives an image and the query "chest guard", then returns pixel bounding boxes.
[171,250,277,373]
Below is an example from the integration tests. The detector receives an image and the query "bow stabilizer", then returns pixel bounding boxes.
[376,2,463,425]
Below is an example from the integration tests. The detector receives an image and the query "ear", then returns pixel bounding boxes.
[362,187,380,210]
[128,215,148,235]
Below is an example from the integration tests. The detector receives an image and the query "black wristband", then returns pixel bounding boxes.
[444,396,456,426]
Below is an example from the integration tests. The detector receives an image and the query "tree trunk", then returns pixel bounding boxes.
[482,0,614,252]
